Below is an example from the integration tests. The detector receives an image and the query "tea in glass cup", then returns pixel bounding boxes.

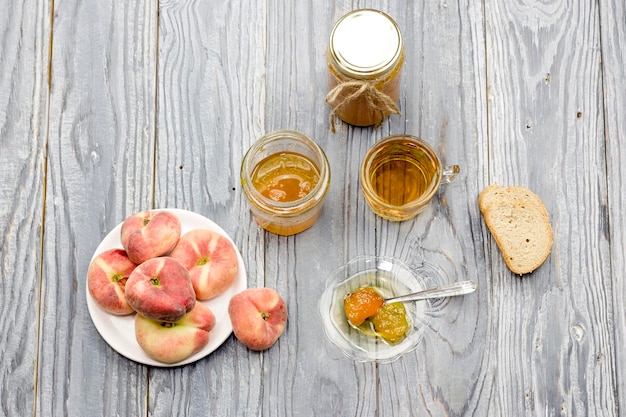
[360,135,459,221]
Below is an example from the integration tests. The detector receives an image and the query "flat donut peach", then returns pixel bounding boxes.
[170,229,239,300]
[125,257,196,322]
[120,210,181,265]
[87,248,136,315]
[135,302,216,364]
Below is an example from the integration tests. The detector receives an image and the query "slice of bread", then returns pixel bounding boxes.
[479,184,553,274]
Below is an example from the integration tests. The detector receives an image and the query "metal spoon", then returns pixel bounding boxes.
[383,280,477,304]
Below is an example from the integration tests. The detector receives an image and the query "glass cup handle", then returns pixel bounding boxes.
[441,165,460,184]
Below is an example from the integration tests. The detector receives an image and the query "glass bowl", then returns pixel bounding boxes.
[318,256,432,363]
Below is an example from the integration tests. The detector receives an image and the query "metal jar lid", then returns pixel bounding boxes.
[328,9,403,80]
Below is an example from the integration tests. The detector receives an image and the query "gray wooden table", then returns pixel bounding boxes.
[1,0,625,416]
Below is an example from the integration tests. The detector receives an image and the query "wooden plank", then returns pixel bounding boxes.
[256,2,403,415]
[365,1,491,415]
[151,1,378,415]
[0,0,50,416]
[484,1,616,415]
[37,1,158,416]
[151,1,269,415]
[599,0,626,414]
[261,2,379,415]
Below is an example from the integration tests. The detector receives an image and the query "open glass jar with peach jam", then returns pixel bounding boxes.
[240,130,331,236]
[326,9,404,130]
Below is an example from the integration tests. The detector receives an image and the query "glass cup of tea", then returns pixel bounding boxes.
[360,135,460,221]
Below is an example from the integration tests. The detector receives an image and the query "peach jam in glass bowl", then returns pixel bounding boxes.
[318,256,432,363]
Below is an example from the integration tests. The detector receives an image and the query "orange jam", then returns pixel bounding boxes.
[343,287,384,327]
[343,286,409,343]
[251,152,320,203]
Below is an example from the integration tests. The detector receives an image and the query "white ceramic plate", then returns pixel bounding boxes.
[86,209,247,367]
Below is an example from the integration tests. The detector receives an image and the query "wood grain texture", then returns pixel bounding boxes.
[1,0,625,416]
[374,0,492,415]
[153,1,269,416]
[36,0,157,416]
[485,0,616,416]
[0,0,49,416]
[599,0,626,415]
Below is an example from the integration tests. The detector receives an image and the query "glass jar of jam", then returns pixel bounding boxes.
[241,130,331,236]
[326,9,404,130]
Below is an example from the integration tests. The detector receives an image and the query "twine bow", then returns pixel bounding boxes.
[325,80,400,133]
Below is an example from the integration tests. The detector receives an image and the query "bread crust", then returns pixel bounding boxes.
[479,184,552,274]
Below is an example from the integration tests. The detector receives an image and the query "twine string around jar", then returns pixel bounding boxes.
[325,78,400,133]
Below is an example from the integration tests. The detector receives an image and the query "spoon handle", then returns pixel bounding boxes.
[385,280,477,304]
